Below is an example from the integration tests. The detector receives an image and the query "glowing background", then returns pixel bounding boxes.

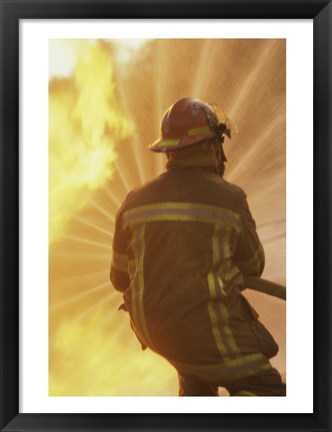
[49,39,286,396]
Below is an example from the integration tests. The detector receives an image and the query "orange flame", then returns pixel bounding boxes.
[49,40,133,244]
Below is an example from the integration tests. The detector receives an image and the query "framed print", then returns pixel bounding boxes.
[0,0,331,431]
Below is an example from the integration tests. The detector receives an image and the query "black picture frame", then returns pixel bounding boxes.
[1,1,331,431]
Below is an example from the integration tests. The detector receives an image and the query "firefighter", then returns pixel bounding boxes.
[110,97,286,396]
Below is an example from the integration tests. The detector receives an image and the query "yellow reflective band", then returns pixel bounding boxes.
[223,227,232,259]
[206,225,229,356]
[237,244,264,274]
[217,302,241,354]
[187,126,210,136]
[224,265,240,282]
[154,139,180,147]
[234,390,257,396]
[111,250,128,273]
[215,229,241,296]
[218,302,241,355]
[212,225,228,296]
[207,299,227,356]
[128,259,136,279]
[206,228,239,357]
[129,224,155,350]
[216,264,242,299]
[171,353,273,383]
[217,258,241,285]
[212,224,222,265]
[123,202,241,232]
[208,225,241,356]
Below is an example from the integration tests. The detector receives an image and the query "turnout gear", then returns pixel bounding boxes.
[111,165,280,389]
[110,97,284,396]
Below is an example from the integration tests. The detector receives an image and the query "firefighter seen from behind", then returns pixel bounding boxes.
[110,97,286,397]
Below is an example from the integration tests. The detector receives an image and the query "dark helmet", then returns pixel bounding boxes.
[149,97,237,153]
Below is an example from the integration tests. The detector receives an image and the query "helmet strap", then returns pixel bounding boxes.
[213,133,227,177]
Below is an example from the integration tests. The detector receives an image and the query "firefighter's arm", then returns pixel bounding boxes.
[233,195,265,277]
[110,206,130,293]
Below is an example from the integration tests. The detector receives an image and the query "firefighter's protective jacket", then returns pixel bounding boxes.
[110,165,278,384]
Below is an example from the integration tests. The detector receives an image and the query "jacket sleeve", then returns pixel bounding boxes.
[110,204,130,293]
[233,195,265,277]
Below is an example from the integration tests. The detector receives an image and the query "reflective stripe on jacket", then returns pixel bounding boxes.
[110,166,278,384]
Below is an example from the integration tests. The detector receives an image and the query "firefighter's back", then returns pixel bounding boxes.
[122,166,250,365]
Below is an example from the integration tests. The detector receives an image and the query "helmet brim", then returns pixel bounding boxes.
[149,132,216,153]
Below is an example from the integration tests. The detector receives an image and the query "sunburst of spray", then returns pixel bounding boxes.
[49,40,133,244]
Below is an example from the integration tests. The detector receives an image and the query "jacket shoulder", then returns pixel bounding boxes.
[121,176,162,209]
[219,179,247,209]
[222,179,246,198]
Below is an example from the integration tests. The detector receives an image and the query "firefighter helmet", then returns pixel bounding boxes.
[149,97,237,153]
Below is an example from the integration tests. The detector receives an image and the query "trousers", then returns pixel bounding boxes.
[178,368,286,396]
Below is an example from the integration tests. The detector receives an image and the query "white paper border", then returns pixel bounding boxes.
[20,19,313,413]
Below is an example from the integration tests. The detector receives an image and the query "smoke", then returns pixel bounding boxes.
[49,40,133,244]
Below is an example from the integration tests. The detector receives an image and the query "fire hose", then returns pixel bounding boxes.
[243,276,286,300]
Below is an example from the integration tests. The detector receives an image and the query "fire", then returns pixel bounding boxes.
[49,40,133,244]
[49,39,178,397]
[49,38,286,397]
[49,308,178,396]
